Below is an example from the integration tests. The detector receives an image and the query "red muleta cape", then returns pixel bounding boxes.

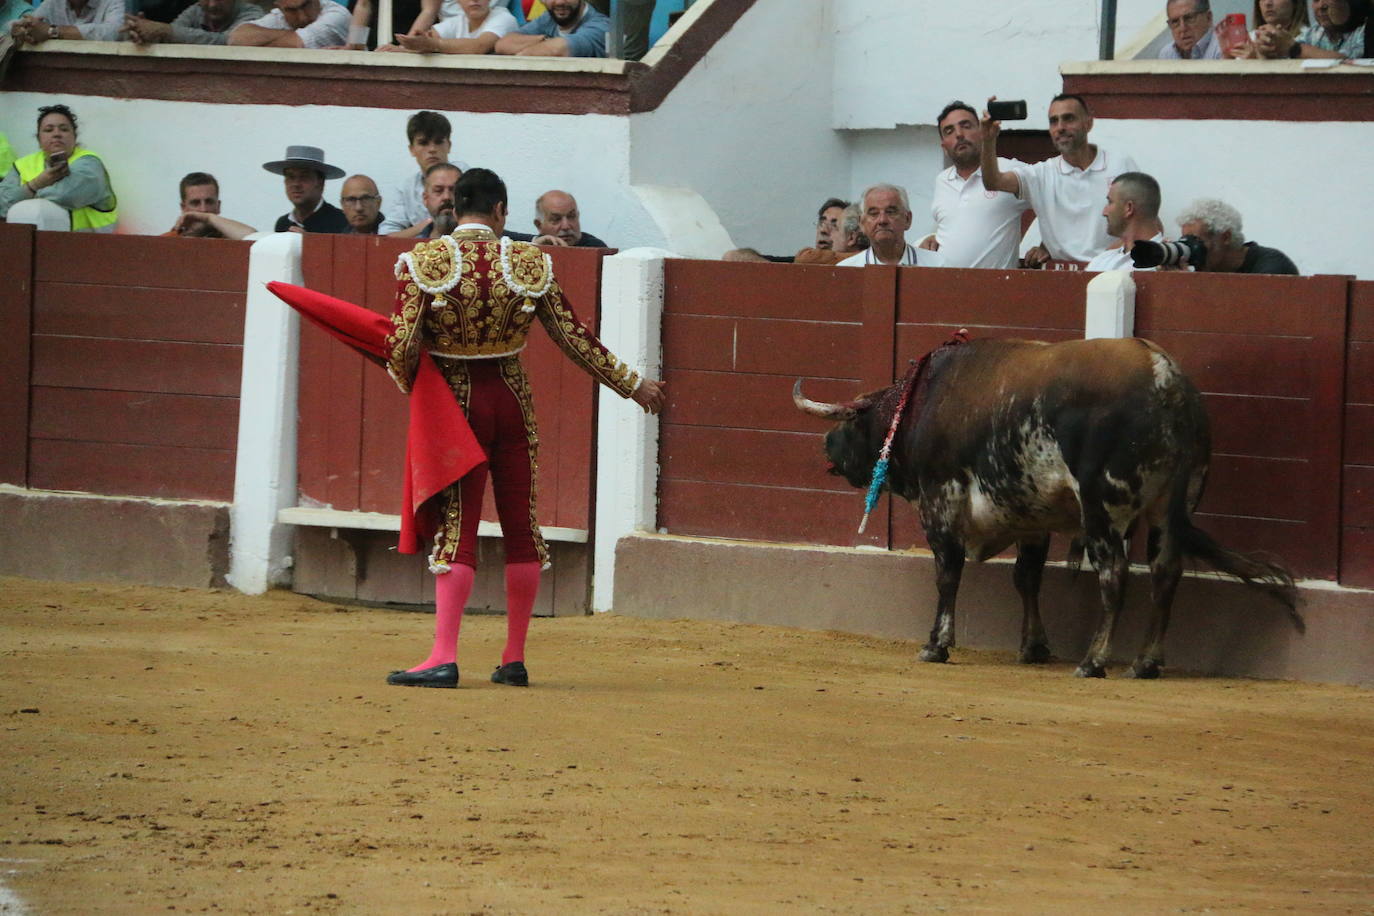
[266,281,486,555]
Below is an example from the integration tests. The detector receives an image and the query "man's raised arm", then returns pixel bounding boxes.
[979,99,1020,196]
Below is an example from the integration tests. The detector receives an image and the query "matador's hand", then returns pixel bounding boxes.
[632,378,666,414]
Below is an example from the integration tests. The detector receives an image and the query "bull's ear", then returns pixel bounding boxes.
[793,379,857,421]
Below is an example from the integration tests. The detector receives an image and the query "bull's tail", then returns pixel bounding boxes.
[1172,496,1303,633]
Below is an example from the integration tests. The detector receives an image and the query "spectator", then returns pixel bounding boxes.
[1176,199,1298,275]
[345,0,439,50]
[1084,172,1166,272]
[340,174,385,234]
[1,0,31,31]
[414,163,461,238]
[980,94,1140,267]
[380,0,516,53]
[162,171,223,236]
[1229,0,1309,58]
[529,190,606,247]
[723,198,848,263]
[380,110,466,237]
[1158,0,1222,59]
[921,100,1030,270]
[796,201,867,265]
[263,145,350,234]
[122,0,263,45]
[0,132,13,178]
[227,0,349,48]
[1269,0,1367,58]
[9,0,123,43]
[587,0,651,60]
[0,104,117,232]
[838,184,946,268]
[495,0,608,57]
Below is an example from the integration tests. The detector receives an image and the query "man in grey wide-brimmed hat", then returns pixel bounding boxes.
[263,144,350,234]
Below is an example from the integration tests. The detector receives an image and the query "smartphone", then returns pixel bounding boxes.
[987,99,1028,121]
[47,151,68,167]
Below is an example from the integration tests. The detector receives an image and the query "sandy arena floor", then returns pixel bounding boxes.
[1,576,1372,914]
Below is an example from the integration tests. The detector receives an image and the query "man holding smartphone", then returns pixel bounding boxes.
[979,93,1139,267]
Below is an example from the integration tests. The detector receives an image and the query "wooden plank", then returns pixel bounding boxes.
[897,268,1088,330]
[664,259,865,322]
[657,478,870,547]
[29,388,238,450]
[1206,394,1312,460]
[1347,340,1374,404]
[357,356,409,515]
[1135,273,1333,337]
[896,324,1079,360]
[33,284,246,345]
[659,425,850,493]
[1339,528,1374,590]
[30,336,243,397]
[0,223,34,486]
[1349,281,1374,341]
[1343,465,1374,530]
[29,439,234,501]
[1200,455,1311,523]
[33,234,252,291]
[663,314,862,379]
[667,368,860,434]
[1145,330,1316,399]
[1192,513,1329,580]
[1300,277,1349,583]
[1346,405,1374,466]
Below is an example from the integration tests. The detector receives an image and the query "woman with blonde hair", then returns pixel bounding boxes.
[1230,0,1309,57]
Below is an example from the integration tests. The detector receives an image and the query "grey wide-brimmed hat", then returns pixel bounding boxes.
[262,145,345,180]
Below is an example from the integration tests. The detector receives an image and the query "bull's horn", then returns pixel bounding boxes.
[793,379,857,421]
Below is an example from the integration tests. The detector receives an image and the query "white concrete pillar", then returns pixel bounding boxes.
[1084,269,1137,339]
[591,247,672,613]
[227,233,303,594]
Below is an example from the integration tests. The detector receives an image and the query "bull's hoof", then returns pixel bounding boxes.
[1019,643,1053,664]
[1073,662,1107,679]
[1129,659,1162,679]
[918,644,950,664]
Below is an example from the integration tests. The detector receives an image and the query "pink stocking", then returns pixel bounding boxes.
[408,564,475,672]
[502,561,541,666]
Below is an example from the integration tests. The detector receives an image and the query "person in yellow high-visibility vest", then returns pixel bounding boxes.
[0,104,117,232]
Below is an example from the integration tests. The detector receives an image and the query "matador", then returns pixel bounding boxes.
[272,168,664,689]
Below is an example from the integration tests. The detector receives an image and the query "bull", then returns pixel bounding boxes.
[793,336,1300,678]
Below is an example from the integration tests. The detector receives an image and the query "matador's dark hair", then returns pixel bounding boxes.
[455,167,507,217]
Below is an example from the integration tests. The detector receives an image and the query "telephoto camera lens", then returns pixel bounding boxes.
[1130,235,1208,270]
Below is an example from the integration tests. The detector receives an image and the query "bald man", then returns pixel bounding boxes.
[531,190,607,247]
[340,174,384,234]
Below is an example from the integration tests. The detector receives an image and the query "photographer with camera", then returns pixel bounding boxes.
[1131,199,1297,275]
[1085,172,1167,273]
[0,104,118,232]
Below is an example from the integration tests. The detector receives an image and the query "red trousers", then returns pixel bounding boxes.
[434,358,545,569]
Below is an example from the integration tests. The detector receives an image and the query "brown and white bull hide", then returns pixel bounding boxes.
[794,337,1299,678]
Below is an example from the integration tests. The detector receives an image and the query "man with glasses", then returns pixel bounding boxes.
[340,174,385,235]
[1158,0,1221,59]
[837,184,946,268]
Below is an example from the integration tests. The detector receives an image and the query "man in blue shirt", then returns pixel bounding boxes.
[494,0,607,57]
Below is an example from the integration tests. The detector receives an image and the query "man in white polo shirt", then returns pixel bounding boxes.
[839,184,946,268]
[1084,172,1167,272]
[920,100,1031,269]
[228,0,349,47]
[980,93,1139,267]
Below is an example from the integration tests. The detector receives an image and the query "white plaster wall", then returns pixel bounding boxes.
[841,125,945,237]
[629,0,849,256]
[0,93,666,247]
[1091,118,1374,279]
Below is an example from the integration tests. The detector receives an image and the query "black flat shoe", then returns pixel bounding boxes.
[386,663,458,688]
[490,661,529,687]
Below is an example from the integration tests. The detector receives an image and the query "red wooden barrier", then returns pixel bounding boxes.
[296,235,604,531]
[15,231,248,501]
[659,260,1366,584]
[0,224,35,488]
[1344,281,1374,588]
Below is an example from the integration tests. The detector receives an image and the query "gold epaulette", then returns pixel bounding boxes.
[500,238,554,299]
[396,236,460,294]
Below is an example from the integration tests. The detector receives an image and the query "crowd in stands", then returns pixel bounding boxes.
[4,0,686,57]
[1158,0,1368,60]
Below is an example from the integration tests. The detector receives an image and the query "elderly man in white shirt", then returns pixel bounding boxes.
[980,93,1140,267]
[920,101,1031,270]
[228,0,350,47]
[1084,172,1167,272]
[839,184,946,268]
